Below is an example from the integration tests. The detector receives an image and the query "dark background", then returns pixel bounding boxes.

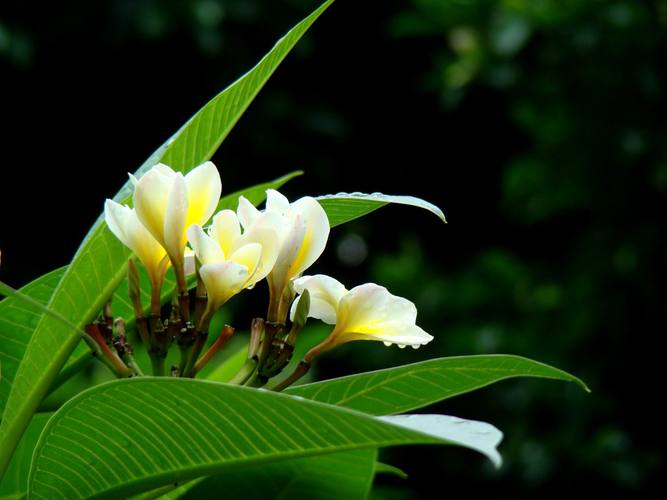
[1,0,665,497]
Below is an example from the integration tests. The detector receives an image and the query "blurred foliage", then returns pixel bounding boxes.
[1,0,664,497]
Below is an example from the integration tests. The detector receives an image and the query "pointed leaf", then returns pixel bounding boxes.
[28,378,501,498]
[0,1,333,470]
[171,450,377,500]
[316,192,447,227]
[285,355,589,415]
[0,269,66,415]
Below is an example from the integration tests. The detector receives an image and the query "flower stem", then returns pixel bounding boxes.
[229,358,258,385]
[193,325,235,375]
[151,355,166,377]
[271,361,311,392]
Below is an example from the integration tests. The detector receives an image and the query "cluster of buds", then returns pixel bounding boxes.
[96,161,433,387]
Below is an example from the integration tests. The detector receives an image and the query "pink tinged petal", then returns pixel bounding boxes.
[210,210,241,257]
[185,161,222,228]
[133,167,175,247]
[163,172,188,263]
[291,274,348,324]
[187,225,226,265]
[287,196,330,277]
[199,261,249,310]
[237,195,261,230]
[265,189,290,215]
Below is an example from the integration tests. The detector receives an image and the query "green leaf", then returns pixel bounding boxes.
[285,355,589,415]
[0,269,66,416]
[0,413,51,498]
[173,450,377,500]
[0,0,333,474]
[316,192,447,227]
[374,461,408,479]
[28,378,501,498]
[216,170,304,211]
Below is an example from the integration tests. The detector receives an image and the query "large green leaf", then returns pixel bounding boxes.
[285,355,589,415]
[28,378,501,498]
[0,413,50,499]
[0,1,334,474]
[172,450,377,500]
[0,269,66,415]
[317,192,447,227]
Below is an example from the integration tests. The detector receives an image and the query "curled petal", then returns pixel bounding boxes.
[291,274,348,324]
[210,210,242,257]
[199,261,250,310]
[185,161,222,228]
[331,284,430,347]
[104,200,168,287]
[286,196,330,278]
[163,172,188,263]
[339,283,418,327]
[341,322,433,347]
[187,225,226,264]
[237,196,261,230]
[229,243,262,286]
[236,221,281,283]
[265,189,291,215]
[133,166,174,246]
[269,214,307,292]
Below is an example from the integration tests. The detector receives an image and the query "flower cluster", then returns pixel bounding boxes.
[103,161,433,385]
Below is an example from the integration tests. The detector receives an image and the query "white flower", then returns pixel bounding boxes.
[104,200,169,290]
[132,162,221,284]
[291,274,434,350]
[187,209,279,311]
[237,189,329,318]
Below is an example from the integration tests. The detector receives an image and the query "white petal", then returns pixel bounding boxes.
[237,196,261,230]
[236,220,280,282]
[332,284,431,346]
[286,196,330,277]
[133,166,174,246]
[210,209,241,257]
[163,172,188,262]
[199,261,249,310]
[229,243,262,286]
[104,200,167,286]
[187,225,225,264]
[265,189,290,215]
[344,322,433,346]
[341,283,418,326]
[269,214,307,292]
[185,161,222,227]
[291,274,347,324]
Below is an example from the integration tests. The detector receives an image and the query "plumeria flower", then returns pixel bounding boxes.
[291,274,434,353]
[104,201,169,292]
[132,162,222,289]
[237,189,329,320]
[187,209,280,314]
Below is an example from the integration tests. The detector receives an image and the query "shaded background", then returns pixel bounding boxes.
[1,0,665,496]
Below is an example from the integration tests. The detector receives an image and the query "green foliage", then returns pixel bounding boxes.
[162,450,378,500]
[286,355,588,415]
[317,192,447,227]
[0,1,592,497]
[27,378,500,498]
[0,1,334,473]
